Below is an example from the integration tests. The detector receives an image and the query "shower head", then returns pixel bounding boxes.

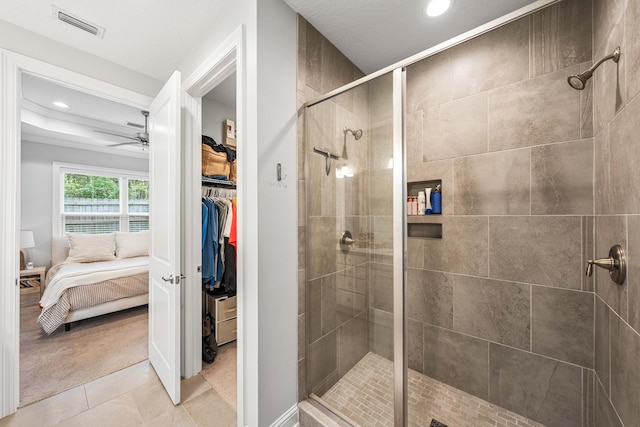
[344,127,363,140]
[567,46,620,90]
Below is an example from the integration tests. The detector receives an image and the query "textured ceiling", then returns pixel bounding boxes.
[282,0,539,74]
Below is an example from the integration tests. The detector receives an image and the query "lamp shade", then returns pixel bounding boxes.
[20,231,35,249]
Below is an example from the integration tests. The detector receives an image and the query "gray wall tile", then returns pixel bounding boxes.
[610,313,640,427]
[406,110,423,165]
[408,319,423,373]
[299,314,305,361]
[298,359,306,402]
[531,286,594,367]
[596,296,611,396]
[529,0,592,77]
[369,170,393,216]
[609,94,640,214]
[424,216,489,277]
[299,269,305,315]
[489,216,582,289]
[581,63,595,139]
[407,237,424,269]
[626,0,640,100]
[369,308,394,361]
[450,18,530,100]
[454,149,530,215]
[531,139,594,215]
[593,0,626,134]
[594,124,611,214]
[489,344,583,427]
[308,330,337,394]
[596,379,624,427]
[338,312,369,377]
[488,66,581,151]
[309,277,321,343]
[584,369,596,427]
[583,216,595,292]
[424,325,489,399]
[453,276,530,350]
[370,262,393,312]
[423,92,488,162]
[628,215,640,332]
[406,50,453,112]
[595,215,627,319]
[307,216,337,280]
[308,149,337,217]
[321,274,336,335]
[407,269,453,329]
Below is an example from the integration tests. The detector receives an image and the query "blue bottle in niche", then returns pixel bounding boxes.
[432,184,442,214]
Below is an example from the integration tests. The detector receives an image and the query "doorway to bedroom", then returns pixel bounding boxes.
[18,73,151,407]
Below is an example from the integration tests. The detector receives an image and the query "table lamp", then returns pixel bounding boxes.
[20,230,35,270]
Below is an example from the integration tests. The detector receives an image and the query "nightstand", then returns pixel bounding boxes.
[20,266,46,296]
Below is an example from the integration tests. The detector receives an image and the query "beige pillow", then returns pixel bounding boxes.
[65,233,116,263]
[115,230,149,259]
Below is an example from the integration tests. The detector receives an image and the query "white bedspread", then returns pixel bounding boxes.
[40,256,149,312]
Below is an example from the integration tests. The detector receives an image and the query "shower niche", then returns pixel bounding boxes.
[407,178,442,239]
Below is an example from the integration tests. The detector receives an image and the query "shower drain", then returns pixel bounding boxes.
[430,420,448,427]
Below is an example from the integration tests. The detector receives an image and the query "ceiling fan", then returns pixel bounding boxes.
[95,110,149,147]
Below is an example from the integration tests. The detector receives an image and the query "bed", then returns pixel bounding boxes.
[38,232,149,335]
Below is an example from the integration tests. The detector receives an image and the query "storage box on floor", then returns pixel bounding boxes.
[205,292,237,345]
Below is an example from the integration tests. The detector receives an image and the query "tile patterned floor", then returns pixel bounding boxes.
[0,344,238,427]
[321,352,545,427]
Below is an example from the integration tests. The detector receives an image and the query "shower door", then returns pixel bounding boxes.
[304,69,406,426]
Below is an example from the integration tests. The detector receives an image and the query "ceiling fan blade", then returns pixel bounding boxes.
[107,141,141,147]
[94,129,138,141]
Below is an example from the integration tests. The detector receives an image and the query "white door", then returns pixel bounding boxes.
[148,70,182,405]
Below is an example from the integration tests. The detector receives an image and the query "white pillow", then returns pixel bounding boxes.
[65,233,116,263]
[115,230,149,259]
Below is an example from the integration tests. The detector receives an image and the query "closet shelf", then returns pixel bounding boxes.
[202,176,236,188]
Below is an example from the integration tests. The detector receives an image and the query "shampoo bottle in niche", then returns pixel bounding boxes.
[425,187,432,214]
[417,191,426,215]
[432,184,442,214]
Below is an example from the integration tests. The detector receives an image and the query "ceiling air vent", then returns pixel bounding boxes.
[126,122,145,129]
[51,6,105,38]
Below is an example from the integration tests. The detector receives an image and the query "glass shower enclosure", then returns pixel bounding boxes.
[304,70,406,425]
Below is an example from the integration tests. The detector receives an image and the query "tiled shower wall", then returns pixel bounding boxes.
[592,0,640,426]
[296,16,370,399]
[383,1,596,426]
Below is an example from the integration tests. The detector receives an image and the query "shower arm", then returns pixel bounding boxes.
[585,46,620,76]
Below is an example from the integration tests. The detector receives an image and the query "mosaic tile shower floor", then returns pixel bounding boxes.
[321,352,545,427]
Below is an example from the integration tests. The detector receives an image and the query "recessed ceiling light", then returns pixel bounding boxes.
[53,101,69,108]
[426,0,452,17]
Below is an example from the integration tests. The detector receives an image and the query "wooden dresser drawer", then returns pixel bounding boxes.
[216,318,237,344]
[215,295,237,321]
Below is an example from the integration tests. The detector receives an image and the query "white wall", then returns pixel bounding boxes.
[0,19,162,97]
[177,0,299,425]
[20,141,148,269]
[202,97,235,146]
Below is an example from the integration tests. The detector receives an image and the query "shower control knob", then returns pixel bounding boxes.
[585,244,626,285]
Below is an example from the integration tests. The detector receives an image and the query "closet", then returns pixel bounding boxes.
[199,72,238,394]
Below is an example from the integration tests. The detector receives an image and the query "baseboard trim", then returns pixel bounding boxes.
[270,403,299,427]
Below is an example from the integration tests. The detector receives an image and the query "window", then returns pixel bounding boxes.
[53,163,149,235]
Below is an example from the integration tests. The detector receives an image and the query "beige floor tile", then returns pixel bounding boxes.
[180,374,212,404]
[183,388,237,427]
[0,386,87,427]
[144,406,198,427]
[130,378,177,422]
[84,360,157,408]
[201,342,237,410]
[56,393,144,427]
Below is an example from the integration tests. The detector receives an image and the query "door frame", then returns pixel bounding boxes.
[0,49,152,417]
[181,25,250,427]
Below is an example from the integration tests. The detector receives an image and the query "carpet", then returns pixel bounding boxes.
[19,292,148,407]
